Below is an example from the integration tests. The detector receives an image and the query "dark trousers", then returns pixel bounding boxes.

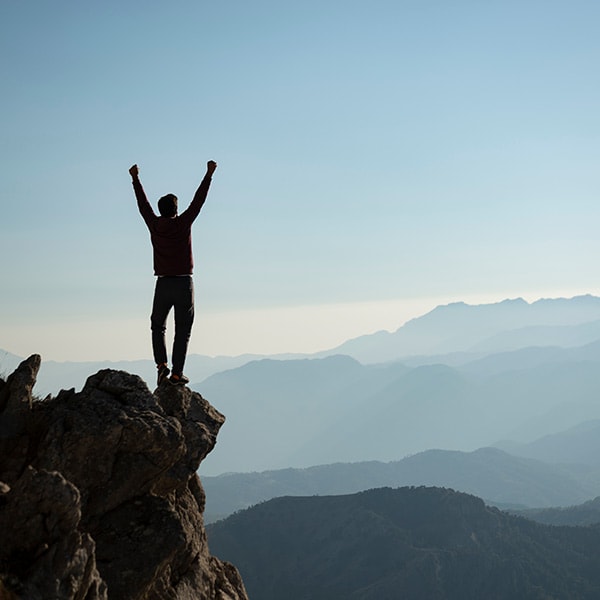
[150,276,194,376]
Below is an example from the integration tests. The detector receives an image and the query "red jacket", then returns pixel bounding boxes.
[133,175,212,276]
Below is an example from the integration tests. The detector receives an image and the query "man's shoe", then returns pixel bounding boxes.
[157,364,170,385]
[169,374,189,385]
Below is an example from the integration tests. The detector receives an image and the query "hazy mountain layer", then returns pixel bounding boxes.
[197,342,600,474]
[202,446,599,523]
[5,295,600,478]
[5,294,600,395]
[321,295,600,363]
[495,419,600,467]
[513,496,600,526]
[0,349,269,397]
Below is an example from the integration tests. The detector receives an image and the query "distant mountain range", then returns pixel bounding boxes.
[319,294,600,363]
[207,486,600,600]
[4,294,600,478]
[494,419,600,467]
[197,340,600,474]
[202,444,600,523]
[4,293,600,393]
[513,496,600,526]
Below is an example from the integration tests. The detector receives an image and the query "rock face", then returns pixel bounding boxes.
[0,355,249,600]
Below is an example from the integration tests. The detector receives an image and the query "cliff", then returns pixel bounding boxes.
[0,355,248,600]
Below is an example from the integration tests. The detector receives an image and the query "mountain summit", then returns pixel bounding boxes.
[0,355,248,600]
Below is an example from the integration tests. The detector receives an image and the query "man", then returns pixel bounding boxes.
[129,160,217,385]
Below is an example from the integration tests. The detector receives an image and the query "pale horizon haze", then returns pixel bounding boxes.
[2,2,599,362]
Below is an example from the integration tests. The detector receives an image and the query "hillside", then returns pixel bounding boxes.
[207,486,600,600]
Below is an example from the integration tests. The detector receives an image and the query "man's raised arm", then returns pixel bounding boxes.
[180,160,218,223]
[130,164,155,224]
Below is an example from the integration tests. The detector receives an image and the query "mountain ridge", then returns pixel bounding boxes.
[319,294,600,363]
[201,445,599,523]
[4,294,600,394]
[207,485,600,600]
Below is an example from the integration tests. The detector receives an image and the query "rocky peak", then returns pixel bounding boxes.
[0,355,248,600]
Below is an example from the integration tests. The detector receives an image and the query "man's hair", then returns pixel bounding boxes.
[158,194,178,218]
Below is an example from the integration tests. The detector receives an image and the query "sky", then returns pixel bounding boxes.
[1,1,599,362]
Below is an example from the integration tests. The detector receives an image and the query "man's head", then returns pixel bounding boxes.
[158,194,178,218]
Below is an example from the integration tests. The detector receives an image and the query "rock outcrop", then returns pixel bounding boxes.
[0,355,248,600]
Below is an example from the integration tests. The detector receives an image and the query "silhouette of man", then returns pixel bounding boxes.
[129,160,217,386]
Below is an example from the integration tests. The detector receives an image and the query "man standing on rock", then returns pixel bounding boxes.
[129,160,217,386]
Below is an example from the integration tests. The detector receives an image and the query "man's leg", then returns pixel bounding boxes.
[150,277,173,368]
[171,276,194,378]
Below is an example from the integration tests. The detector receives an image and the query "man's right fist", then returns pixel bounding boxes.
[129,164,139,178]
[207,160,217,175]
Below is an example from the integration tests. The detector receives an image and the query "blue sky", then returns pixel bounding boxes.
[1,1,599,361]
